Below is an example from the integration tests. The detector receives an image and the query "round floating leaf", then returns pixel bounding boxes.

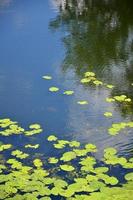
[48,157,58,164]
[73,149,88,157]
[49,87,59,92]
[60,164,75,171]
[42,75,52,80]
[125,173,133,181]
[11,150,29,159]
[77,101,88,105]
[106,97,115,103]
[84,72,95,77]
[104,112,113,117]
[63,90,74,95]
[106,84,114,89]
[85,144,97,152]
[54,179,68,188]
[33,159,43,168]
[93,80,103,86]
[80,78,91,84]
[69,141,80,148]
[0,144,12,152]
[29,124,41,129]
[60,151,76,162]
[47,135,57,141]
[25,144,39,149]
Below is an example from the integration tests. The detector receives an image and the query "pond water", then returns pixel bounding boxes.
[0,0,133,199]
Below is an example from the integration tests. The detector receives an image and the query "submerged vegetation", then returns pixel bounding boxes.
[0,70,133,199]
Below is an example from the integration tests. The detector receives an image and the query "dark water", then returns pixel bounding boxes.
[0,0,133,161]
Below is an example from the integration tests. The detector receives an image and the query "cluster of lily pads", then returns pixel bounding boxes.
[0,116,133,200]
[0,118,43,136]
[106,95,131,103]
[0,128,133,200]
[108,121,133,135]
[42,72,132,107]
[0,70,133,199]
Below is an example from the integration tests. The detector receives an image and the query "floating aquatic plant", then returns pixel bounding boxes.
[63,90,74,95]
[93,80,103,86]
[11,150,29,159]
[84,72,95,77]
[0,144,12,152]
[48,157,58,164]
[47,135,58,141]
[106,84,114,89]
[49,87,59,92]
[60,164,75,171]
[77,101,88,105]
[108,121,133,135]
[29,124,41,129]
[106,95,132,104]
[60,151,77,162]
[104,112,113,117]
[42,76,52,80]
[33,159,43,168]
[25,144,39,149]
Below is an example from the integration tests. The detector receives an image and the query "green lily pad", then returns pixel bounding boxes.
[29,124,41,129]
[0,144,12,152]
[60,151,76,162]
[48,157,58,164]
[80,78,91,84]
[125,173,133,181]
[25,144,39,149]
[60,164,75,172]
[11,150,29,159]
[84,72,95,77]
[106,84,114,89]
[104,112,113,117]
[77,101,88,105]
[85,144,97,152]
[33,159,43,168]
[49,87,59,92]
[42,75,52,80]
[93,80,103,86]
[69,141,80,148]
[47,135,58,141]
[63,90,74,95]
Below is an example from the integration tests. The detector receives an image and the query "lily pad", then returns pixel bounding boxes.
[60,151,76,162]
[60,164,75,171]
[77,101,88,105]
[104,112,113,117]
[49,87,59,92]
[63,90,74,95]
[48,157,58,164]
[42,75,52,80]
[47,135,58,141]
